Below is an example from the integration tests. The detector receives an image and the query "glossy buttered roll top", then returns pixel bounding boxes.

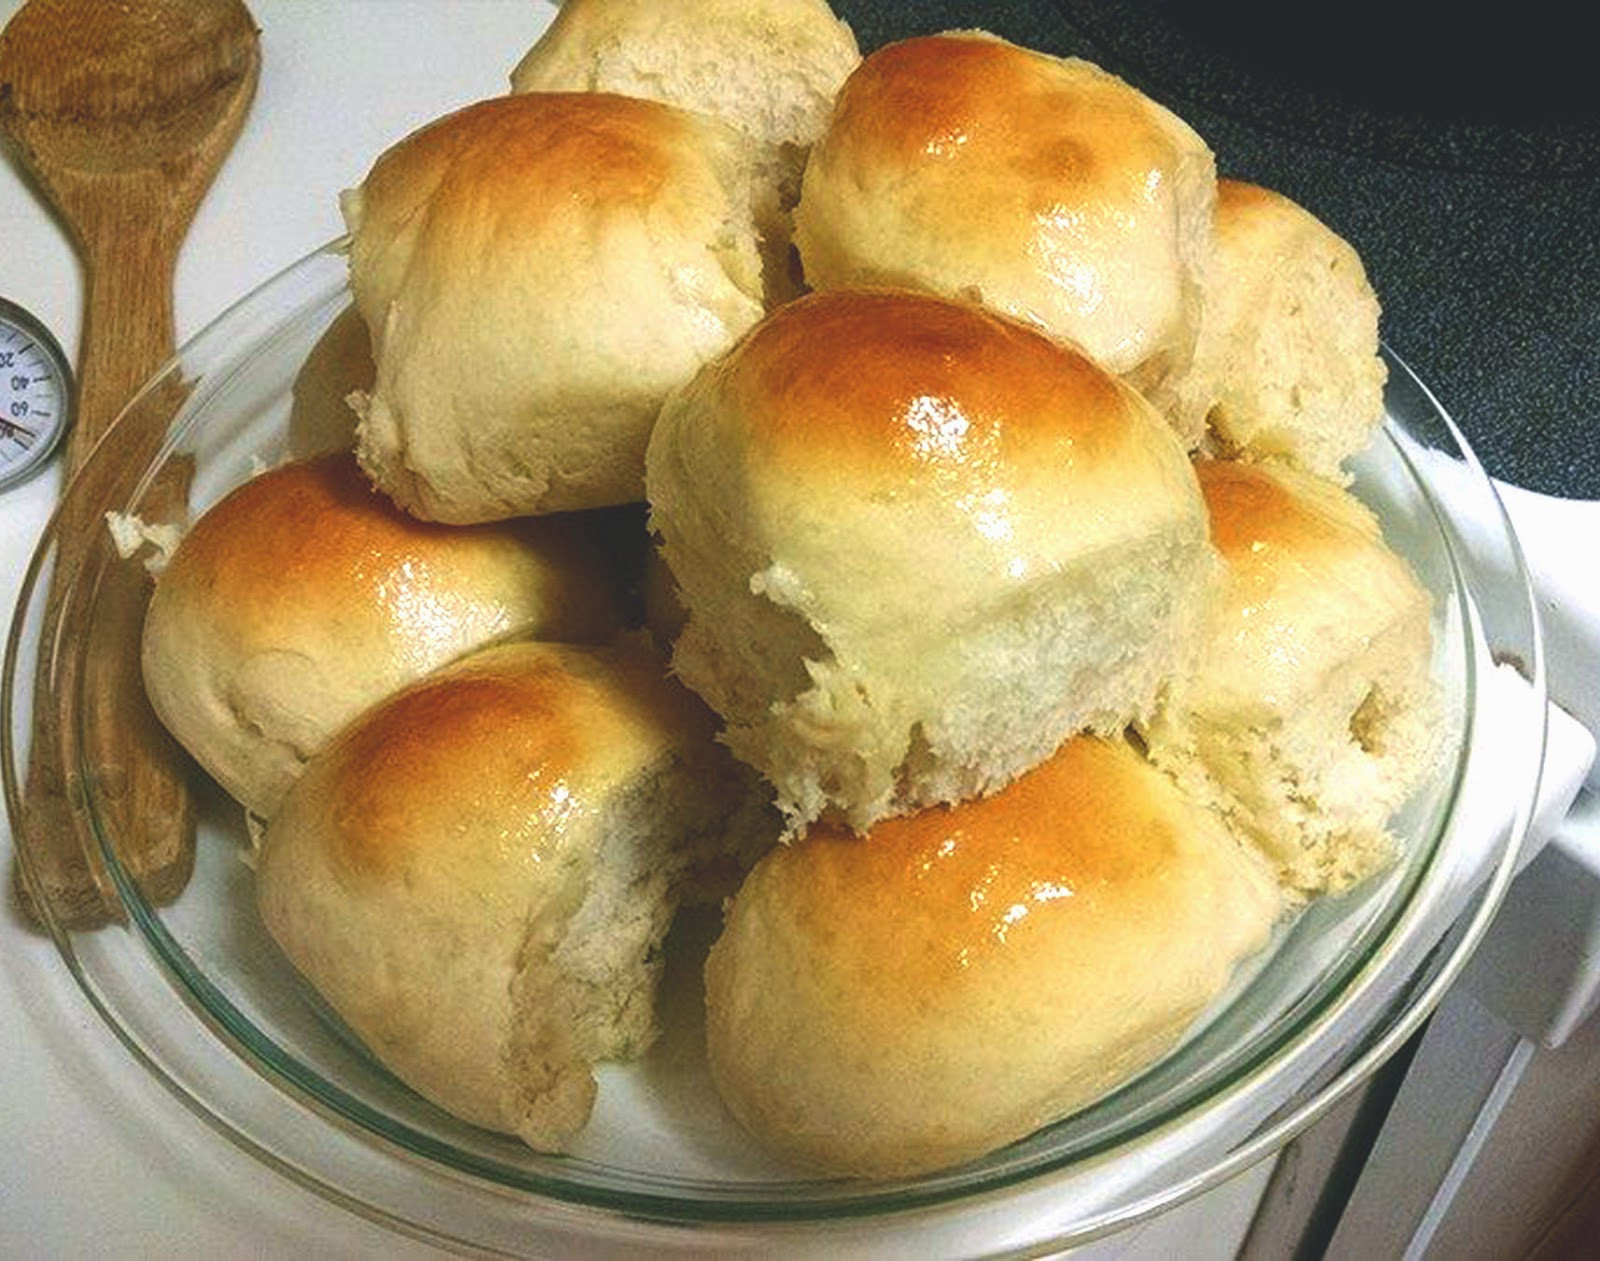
[794,31,1216,442]
[646,287,1214,834]
[1192,458,1426,716]
[703,735,1282,1178]
[278,642,711,880]
[140,451,625,819]
[703,287,1185,533]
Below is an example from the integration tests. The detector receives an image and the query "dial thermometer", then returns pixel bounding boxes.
[0,296,73,492]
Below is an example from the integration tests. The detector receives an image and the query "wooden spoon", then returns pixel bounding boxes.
[0,0,260,926]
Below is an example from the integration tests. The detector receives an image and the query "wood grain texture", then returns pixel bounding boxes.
[0,0,259,926]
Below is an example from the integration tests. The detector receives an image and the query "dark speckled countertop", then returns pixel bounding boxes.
[833,0,1600,499]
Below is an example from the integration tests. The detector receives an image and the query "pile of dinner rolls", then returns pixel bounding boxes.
[139,0,1443,1179]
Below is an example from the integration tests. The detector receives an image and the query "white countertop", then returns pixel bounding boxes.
[0,4,1280,1256]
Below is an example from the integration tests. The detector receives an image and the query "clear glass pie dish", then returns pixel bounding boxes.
[3,242,1548,1256]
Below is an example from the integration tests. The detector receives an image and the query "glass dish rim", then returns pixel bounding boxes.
[3,239,1549,1250]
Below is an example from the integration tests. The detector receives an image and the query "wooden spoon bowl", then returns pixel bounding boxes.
[0,0,260,926]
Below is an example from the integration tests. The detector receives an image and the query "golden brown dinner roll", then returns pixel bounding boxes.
[704,735,1282,1178]
[793,31,1217,444]
[510,0,858,207]
[646,287,1213,835]
[1142,459,1442,897]
[1193,180,1387,479]
[141,452,625,819]
[343,92,766,523]
[257,639,768,1152]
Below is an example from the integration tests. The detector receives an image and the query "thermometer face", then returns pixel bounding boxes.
[0,296,73,492]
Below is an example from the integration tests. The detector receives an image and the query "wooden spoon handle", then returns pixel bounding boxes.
[73,204,180,463]
[16,193,197,929]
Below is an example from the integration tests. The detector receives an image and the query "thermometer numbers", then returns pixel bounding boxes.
[1,341,50,446]
[0,312,70,489]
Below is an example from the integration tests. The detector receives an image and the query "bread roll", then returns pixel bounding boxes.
[793,32,1216,444]
[257,639,762,1151]
[510,0,858,207]
[141,452,624,818]
[645,287,1213,834]
[704,735,1282,1178]
[342,92,766,523]
[1142,459,1442,897]
[1194,180,1387,479]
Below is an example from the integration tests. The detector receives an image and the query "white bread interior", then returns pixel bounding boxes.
[1141,458,1443,897]
[1193,179,1388,480]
